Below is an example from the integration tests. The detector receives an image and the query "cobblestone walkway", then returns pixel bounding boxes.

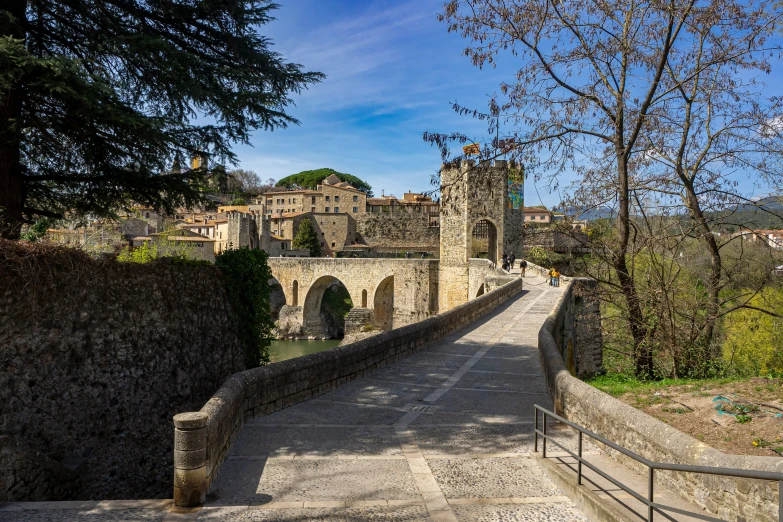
[1,276,589,522]
[198,275,586,521]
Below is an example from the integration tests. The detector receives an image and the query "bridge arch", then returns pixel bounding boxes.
[476,283,485,298]
[269,277,287,320]
[361,289,368,308]
[471,218,499,264]
[291,280,299,306]
[302,275,355,338]
[373,276,394,330]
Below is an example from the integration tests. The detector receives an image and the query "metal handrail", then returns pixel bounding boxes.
[533,404,783,522]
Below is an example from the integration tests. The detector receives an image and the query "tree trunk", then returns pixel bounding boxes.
[684,181,722,374]
[0,0,26,240]
[615,151,653,378]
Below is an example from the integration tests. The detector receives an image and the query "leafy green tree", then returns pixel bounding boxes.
[0,1,324,239]
[215,247,274,367]
[293,218,321,257]
[276,168,373,196]
[20,217,57,242]
[230,198,247,206]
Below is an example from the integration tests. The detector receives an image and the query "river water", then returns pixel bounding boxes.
[268,339,342,363]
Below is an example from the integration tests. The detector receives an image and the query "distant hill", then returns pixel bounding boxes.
[560,206,616,221]
[276,168,373,196]
[709,197,783,231]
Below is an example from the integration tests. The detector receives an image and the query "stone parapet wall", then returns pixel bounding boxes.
[0,241,244,501]
[173,276,526,506]
[468,258,513,298]
[539,279,782,522]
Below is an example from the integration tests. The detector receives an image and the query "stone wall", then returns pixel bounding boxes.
[0,241,244,501]
[539,279,782,522]
[172,276,526,506]
[355,212,439,252]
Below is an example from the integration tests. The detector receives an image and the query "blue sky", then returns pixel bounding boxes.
[233,1,783,209]
[233,0,562,207]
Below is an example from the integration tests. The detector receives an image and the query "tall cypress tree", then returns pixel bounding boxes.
[0,0,324,239]
[292,218,320,257]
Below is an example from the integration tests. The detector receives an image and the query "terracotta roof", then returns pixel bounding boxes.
[168,236,214,242]
[271,234,286,240]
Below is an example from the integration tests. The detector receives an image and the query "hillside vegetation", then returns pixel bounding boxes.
[276,168,373,196]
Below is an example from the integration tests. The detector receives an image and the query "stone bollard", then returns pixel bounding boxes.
[173,412,208,507]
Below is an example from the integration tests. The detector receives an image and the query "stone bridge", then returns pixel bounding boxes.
[268,257,507,338]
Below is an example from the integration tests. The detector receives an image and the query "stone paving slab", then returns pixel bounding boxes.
[394,352,473,371]
[433,388,552,417]
[368,366,453,388]
[318,381,435,407]
[230,425,402,457]
[469,357,548,375]
[451,502,589,521]
[428,457,561,499]
[200,504,430,521]
[455,372,547,393]
[409,425,535,456]
[247,399,403,426]
[0,508,170,522]
[254,460,420,502]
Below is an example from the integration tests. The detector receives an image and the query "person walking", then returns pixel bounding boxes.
[519,257,527,277]
[509,253,516,268]
[547,267,554,286]
[552,268,561,287]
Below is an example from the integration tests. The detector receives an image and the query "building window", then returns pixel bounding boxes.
[331,242,335,247]
[325,207,330,212]
[325,196,330,201]
[353,207,358,213]
[293,198,296,204]
[312,196,316,204]
[311,207,316,212]
[353,195,358,202]
[320,242,324,247]
[145,212,150,218]
[334,196,339,202]
[334,207,339,213]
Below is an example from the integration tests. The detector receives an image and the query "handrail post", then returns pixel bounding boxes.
[543,411,548,458]
[648,467,654,522]
[578,431,583,485]
[534,407,539,453]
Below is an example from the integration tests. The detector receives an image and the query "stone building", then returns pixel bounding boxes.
[524,206,552,223]
[262,174,367,216]
[439,160,525,311]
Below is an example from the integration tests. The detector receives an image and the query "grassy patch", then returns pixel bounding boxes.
[587,373,747,397]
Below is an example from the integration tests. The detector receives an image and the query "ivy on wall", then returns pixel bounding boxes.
[215,247,274,367]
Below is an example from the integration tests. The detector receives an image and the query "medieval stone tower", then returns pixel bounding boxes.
[438,159,525,311]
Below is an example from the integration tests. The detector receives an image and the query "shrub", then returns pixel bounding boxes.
[215,247,274,367]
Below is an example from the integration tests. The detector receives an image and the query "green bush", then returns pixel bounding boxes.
[215,247,274,367]
[293,219,321,257]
